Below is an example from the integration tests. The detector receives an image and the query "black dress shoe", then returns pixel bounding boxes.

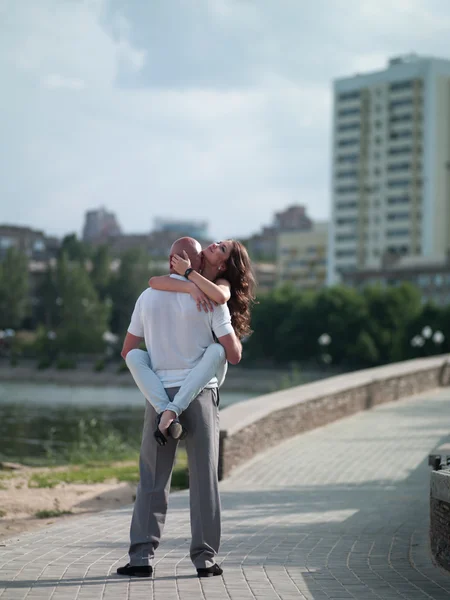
[197,564,223,578]
[116,563,153,577]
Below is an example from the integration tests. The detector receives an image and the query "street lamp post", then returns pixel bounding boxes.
[410,327,445,355]
[102,331,119,360]
[318,333,332,365]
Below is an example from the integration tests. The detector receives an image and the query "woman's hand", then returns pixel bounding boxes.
[171,251,191,276]
[188,283,216,313]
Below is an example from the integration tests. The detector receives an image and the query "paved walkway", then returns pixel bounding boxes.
[2,388,450,599]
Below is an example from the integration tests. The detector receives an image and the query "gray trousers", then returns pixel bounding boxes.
[129,387,221,569]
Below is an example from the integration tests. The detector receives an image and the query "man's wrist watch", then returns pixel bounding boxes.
[184,267,194,279]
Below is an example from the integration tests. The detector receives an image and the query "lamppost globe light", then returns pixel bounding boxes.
[422,326,433,339]
[102,331,118,344]
[411,335,425,348]
[318,333,331,346]
[433,331,445,345]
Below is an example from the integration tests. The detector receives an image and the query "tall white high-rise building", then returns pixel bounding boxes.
[328,54,450,285]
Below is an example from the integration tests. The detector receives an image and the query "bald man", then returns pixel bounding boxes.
[118,237,241,579]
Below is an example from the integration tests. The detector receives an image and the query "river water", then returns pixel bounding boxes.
[0,382,257,464]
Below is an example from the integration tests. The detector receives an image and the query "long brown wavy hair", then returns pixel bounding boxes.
[220,241,256,340]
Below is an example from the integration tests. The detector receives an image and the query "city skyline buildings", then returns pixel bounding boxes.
[82,207,122,243]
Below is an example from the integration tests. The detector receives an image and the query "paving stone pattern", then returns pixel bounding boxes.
[2,388,450,599]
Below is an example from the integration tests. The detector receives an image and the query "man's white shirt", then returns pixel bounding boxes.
[127,275,233,388]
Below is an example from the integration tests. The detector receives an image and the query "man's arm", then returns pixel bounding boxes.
[122,292,145,359]
[217,332,242,365]
[121,332,144,360]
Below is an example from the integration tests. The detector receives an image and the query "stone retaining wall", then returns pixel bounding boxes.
[430,469,450,572]
[219,355,450,480]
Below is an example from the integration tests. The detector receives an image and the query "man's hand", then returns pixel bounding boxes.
[188,283,216,312]
[158,410,177,435]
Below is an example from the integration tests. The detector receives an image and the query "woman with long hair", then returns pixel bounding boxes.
[125,239,256,443]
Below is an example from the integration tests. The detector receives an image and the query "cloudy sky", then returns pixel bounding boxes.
[2,0,450,241]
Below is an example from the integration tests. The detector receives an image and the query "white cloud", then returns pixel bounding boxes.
[2,0,450,241]
[42,74,86,90]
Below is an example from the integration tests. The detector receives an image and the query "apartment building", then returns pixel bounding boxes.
[274,205,312,231]
[341,255,450,307]
[328,54,450,284]
[0,225,59,261]
[153,218,209,240]
[247,204,313,261]
[82,208,122,243]
[253,262,277,294]
[277,222,328,291]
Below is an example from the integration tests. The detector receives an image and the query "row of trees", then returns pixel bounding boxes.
[0,236,165,359]
[0,234,448,368]
[244,283,450,367]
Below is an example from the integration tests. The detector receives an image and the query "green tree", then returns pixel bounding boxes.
[437,305,450,354]
[245,285,375,366]
[0,248,29,329]
[34,265,58,329]
[311,286,372,366]
[54,253,110,354]
[91,245,111,299]
[363,283,422,363]
[268,287,318,364]
[108,248,163,335]
[59,234,90,263]
[245,284,300,363]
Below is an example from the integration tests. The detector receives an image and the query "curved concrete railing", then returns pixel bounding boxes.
[219,354,450,480]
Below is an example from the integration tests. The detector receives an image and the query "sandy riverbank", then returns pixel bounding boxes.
[0,463,136,542]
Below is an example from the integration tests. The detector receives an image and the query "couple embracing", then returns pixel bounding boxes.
[118,237,255,579]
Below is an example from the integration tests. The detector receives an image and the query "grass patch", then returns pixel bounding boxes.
[94,359,106,372]
[40,419,141,465]
[0,509,6,518]
[0,473,12,490]
[56,357,76,370]
[116,361,129,374]
[35,509,72,519]
[28,449,189,490]
[29,464,140,488]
